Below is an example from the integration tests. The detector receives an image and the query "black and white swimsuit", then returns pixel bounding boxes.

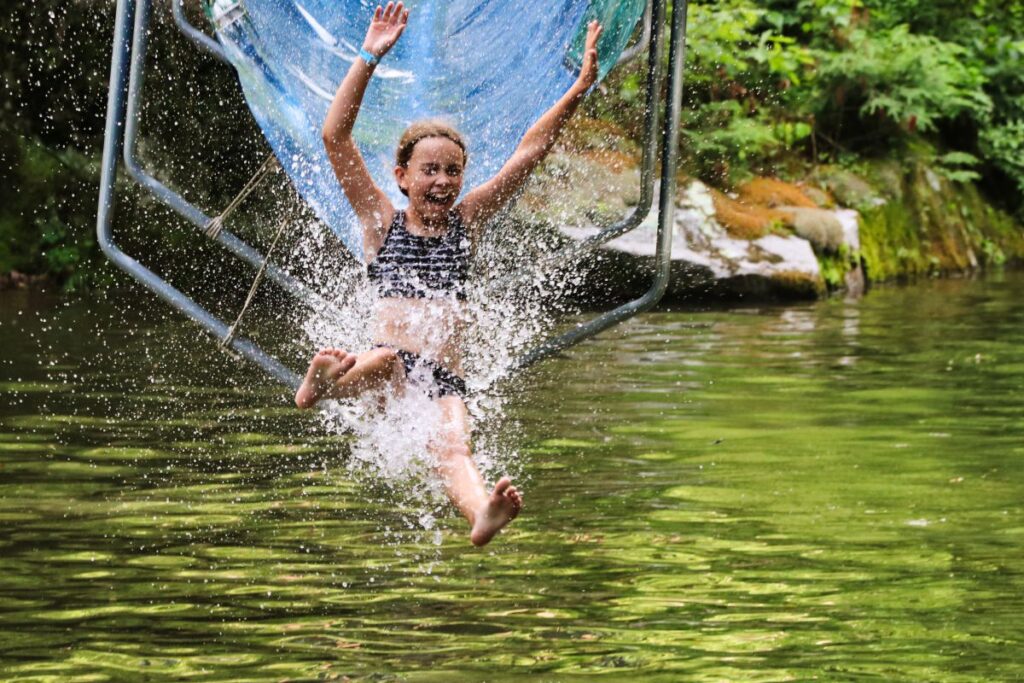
[367,209,471,301]
[367,209,471,398]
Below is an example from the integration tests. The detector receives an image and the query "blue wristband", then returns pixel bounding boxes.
[359,48,380,67]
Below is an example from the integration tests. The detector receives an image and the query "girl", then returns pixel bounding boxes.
[295,2,602,546]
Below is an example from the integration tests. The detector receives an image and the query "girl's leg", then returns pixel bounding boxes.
[431,395,522,546]
[295,346,405,409]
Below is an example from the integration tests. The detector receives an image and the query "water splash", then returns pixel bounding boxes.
[290,209,598,543]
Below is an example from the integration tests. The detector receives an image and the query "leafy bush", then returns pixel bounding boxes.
[0,133,100,291]
[680,102,784,181]
[678,0,815,181]
[814,26,992,140]
[934,151,982,183]
[980,120,1024,194]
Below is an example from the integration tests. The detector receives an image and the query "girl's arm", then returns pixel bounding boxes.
[323,2,408,259]
[458,21,603,235]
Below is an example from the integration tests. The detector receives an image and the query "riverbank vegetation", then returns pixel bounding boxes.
[2,0,1022,291]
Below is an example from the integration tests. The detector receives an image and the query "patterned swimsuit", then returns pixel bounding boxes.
[367,210,471,398]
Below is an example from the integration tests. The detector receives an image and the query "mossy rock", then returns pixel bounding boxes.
[709,190,785,240]
[856,159,1024,282]
[777,207,845,252]
[810,166,881,210]
[737,177,819,209]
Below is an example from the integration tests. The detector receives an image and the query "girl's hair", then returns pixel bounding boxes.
[395,119,468,173]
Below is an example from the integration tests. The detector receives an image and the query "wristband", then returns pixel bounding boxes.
[359,48,380,67]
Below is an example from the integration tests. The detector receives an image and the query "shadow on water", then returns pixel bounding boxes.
[1,273,1023,681]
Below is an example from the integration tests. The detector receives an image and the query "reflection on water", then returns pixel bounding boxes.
[2,273,1024,681]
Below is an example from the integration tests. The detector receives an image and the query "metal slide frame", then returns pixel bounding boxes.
[96,0,688,388]
[511,0,687,369]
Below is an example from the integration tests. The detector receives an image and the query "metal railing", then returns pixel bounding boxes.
[511,0,687,370]
[97,0,300,388]
[123,0,332,307]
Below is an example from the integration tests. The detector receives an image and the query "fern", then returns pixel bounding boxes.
[981,120,1024,194]
[816,25,993,134]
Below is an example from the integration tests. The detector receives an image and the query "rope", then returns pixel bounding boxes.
[205,154,280,239]
[219,218,289,349]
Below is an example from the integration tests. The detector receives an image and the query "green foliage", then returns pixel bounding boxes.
[815,26,992,137]
[0,133,100,291]
[762,0,864,41]
[854,0,1023,212]
[935,151,982,184]
[980,120,1024,194]
[687,2,815,88]
[681,102,784,181]
[678,1,816,181]
[818,243,859,288]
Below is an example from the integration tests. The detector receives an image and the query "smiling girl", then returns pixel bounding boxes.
[295,2,602,546]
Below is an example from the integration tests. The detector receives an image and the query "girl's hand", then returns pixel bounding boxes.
[362,2,409,59]
[577,21,603,90]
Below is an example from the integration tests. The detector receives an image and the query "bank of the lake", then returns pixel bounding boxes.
[514,126,1024,303]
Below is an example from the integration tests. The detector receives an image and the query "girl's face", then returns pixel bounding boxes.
[395,137,465,224]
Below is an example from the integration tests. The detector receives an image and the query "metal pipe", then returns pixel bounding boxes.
[544,0,666,252]
[97,0,300,390]
[121,0,335,307]
[171,0,229,64]
[510,0,688,371]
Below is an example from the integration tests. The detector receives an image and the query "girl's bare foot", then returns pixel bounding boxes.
[470,477,522,546]
[295,348,356,409]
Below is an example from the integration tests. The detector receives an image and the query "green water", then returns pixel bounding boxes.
[2,273,1023,682]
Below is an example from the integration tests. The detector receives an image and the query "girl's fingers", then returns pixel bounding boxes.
[373,5,382,21]
[389,2,404,24]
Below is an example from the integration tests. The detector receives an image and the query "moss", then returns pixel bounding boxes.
[858,198,930,281]
[710,189,788,239]
[737,177,819,208]
[853,158,1024,283]
[778,207,845,252]
[809,166,881,209]
[766,269,827,298]
[818,244,860,289]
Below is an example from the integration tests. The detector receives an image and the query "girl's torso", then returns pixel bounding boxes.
[366,209,472,374]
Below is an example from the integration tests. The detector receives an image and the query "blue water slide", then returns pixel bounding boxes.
[203,0,646,257]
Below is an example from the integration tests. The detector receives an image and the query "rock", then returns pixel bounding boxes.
[835,208,861,251]
[559,180,825,301]
[737,177,819,208]
[810,166,883,209]
[776,207,845,252]
[799,184,834,208]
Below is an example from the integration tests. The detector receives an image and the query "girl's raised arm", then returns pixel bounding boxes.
[323,2,409,259]
[458,21,603,236]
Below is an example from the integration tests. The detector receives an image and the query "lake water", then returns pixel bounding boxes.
[2,272,1023,681]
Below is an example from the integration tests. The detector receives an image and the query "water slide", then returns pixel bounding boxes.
[203,0,647,256]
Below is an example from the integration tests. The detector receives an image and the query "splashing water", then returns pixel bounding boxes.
[290,210,598,541]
